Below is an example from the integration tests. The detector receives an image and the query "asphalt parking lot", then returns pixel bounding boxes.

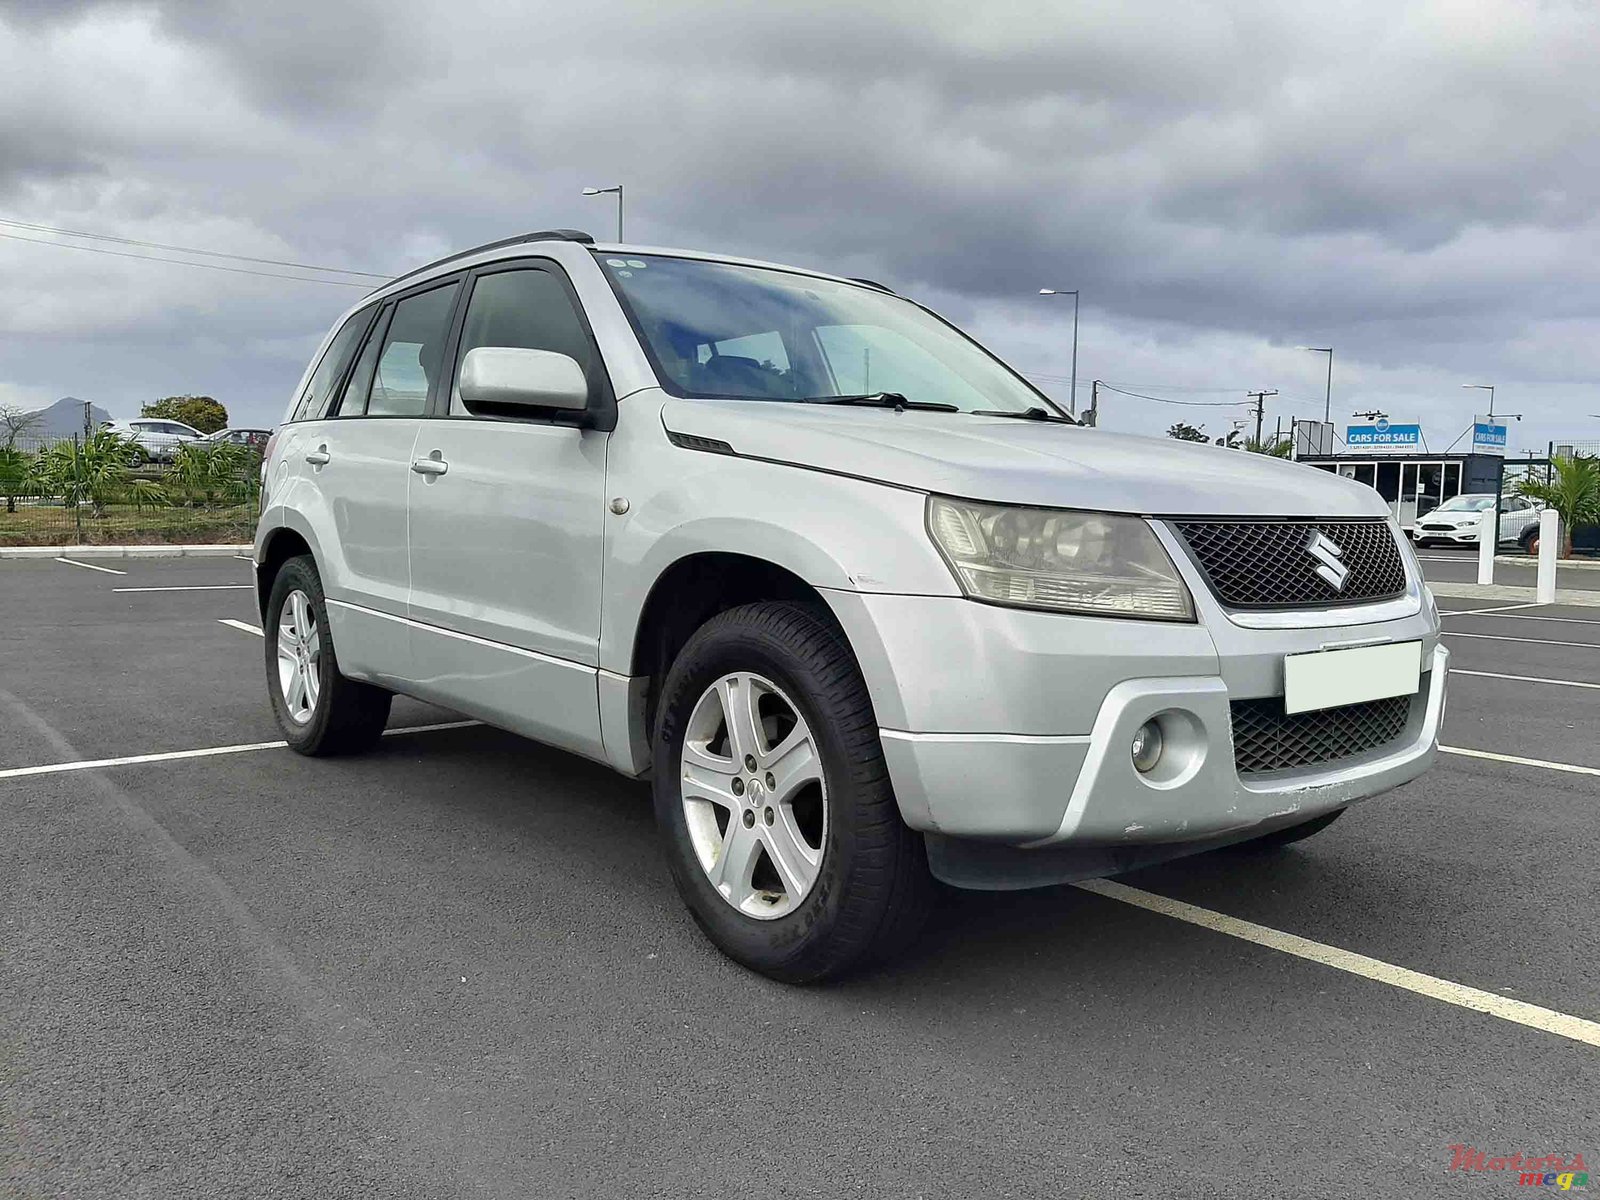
[3,554,1597,1198]
[1416,543,1600,593]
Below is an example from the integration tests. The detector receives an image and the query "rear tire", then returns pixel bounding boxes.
[264,555,391,755]
[652,601,932,983]
[1231,807,1345,851]
[1520,528,1539,557]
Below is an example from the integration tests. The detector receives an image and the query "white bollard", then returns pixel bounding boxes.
[1536,508,1560,604]
[1476,509,1496,585]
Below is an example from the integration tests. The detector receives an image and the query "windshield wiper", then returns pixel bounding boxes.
[809,392,960,413]
[969,407,1078,425]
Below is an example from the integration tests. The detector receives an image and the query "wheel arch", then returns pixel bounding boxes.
[255,524,316,618]
[627,551,839,738]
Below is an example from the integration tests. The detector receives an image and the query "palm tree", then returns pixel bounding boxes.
[0,446,32,514]
[32,429,164,519]
[1244,435,1293,458]
[1517,454,1600,557]
[169,441,255,507]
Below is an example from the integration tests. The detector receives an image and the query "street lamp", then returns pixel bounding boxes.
[1462,383,1495,419]
[1297,346,1333,422]
[1038,288,1079,414]
[582,185,623,241]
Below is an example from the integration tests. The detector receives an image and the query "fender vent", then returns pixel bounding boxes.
[667,431,735,455]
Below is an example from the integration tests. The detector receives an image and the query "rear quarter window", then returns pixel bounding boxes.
[290,305,378,422]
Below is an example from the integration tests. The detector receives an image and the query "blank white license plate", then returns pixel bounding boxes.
[1283,641,1423,715]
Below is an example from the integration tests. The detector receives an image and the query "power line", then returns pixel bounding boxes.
[0,217,391,279]
[1096,383,1251,408]
[1099,382,1248,394]
[0,230,374,288]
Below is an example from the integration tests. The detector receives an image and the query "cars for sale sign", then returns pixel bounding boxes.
[1346,418,1421,447]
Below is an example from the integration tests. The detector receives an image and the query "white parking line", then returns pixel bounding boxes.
[0,720,482,782]
[1438,603,1540,617]
[54,557,125,575]
[219,619,264,637]
[1451,668,1600,691]
[1076,878,1600,1048]
[234,555,254,562]
[1442,631,1600,649]
[1439,745,1600,778]
[114,585,253,593]
[1445,610,1600,628]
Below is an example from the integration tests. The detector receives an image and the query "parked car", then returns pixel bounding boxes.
[200,427,273,450]
[103,417,205,463]
[252,231,1446,982]
[1412,493,1539,547]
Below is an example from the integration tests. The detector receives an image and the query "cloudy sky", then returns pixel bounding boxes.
[3,0,1598,453]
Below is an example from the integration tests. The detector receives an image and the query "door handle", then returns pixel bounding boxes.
[304,446,331,466]
[411,453,448,477]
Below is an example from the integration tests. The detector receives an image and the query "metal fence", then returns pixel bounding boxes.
[0,433,260,547]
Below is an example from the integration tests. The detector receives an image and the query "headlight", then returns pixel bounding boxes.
[926,496,1195,621]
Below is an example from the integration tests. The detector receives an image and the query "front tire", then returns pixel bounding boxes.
[264,555,392,755]
[652,601,932,983]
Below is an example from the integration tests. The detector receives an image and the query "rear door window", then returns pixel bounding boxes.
[332,283,460,418]
[367,284,460,417]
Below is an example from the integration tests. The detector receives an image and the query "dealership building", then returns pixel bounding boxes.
[1293,416,1509,533]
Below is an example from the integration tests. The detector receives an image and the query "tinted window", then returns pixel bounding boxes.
[365,284,459,417]
[291,306,375,422]
[450,268,594,414]
[335,309,390,417]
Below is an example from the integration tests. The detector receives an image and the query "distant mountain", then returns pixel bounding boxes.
[26,396,112,438]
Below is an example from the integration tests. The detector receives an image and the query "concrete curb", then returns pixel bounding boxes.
[1492,554,1600,572]
[1429,581,1600,608]
[0,544,251,560]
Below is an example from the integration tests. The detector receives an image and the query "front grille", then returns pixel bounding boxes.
[1170,519,1407,608]
[1230,693,1412,775]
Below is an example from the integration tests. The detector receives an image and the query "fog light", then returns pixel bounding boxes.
[1131,720,1164,773]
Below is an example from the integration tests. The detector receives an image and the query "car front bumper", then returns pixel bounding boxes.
[1415,524,1480,542]
[823,571,1445,887]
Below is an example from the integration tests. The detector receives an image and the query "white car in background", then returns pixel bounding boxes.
[1412,493,1539,547]
[103,418,205,463]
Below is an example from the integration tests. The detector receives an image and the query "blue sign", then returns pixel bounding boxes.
[1472,420,1507,455]
[1347,420,1420,447]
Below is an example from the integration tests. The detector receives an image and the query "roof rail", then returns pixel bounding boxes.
[850,277,896,294]
[376,229,596,292]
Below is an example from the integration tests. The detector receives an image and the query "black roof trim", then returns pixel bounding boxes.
[850,277,896,294]
[376,229,596,293]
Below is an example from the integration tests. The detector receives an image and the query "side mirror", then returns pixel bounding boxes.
[458,346,589,415]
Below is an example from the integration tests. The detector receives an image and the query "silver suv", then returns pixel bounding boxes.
[253,230,1446,981]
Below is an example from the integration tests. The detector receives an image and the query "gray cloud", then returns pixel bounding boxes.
[1,0,1597,449]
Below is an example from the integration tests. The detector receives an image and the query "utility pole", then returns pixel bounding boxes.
[1246,390,1277,447]
[1038,289,1081,414]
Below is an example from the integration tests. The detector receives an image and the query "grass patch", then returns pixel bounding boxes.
[0,502,255,546]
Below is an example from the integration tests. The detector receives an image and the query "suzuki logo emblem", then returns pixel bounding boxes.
[1306,531,1349,591]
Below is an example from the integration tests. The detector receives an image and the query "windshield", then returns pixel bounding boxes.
[1436,496,1494,512]
[597,252,1060,414]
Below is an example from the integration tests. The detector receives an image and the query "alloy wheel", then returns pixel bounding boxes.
[275,589,322,724]
[680,672,828,919]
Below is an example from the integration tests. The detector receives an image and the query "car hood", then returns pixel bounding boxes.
[660,399,1390,518]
